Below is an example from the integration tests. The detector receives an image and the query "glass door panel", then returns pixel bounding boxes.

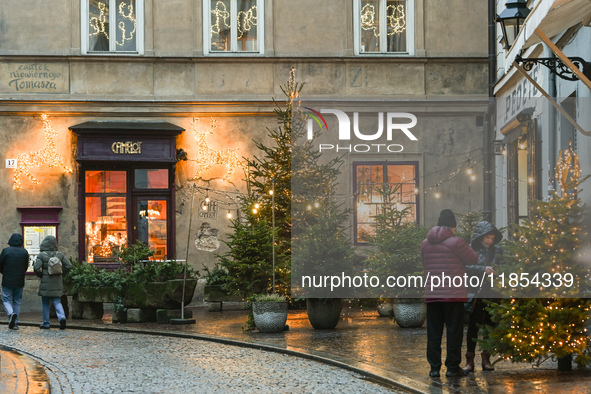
[84,170,127,263]
[137,199,167,260]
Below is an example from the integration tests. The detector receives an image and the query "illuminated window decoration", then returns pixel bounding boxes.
[356,0,410,54]
[211,1,230,36]
[89,2,109,40]
[13,114,73,190]
[86,0,139,53]
[116,1,136,47]
[189,118,246,182]
[360,3,406,37]
[206,0,261,53]
[237,5,257,39]
[210,1,257,38]
[85,220,127,263]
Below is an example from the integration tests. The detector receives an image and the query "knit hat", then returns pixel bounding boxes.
[437,209,457,228]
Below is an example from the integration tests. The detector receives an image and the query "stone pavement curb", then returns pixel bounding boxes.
[0,345,51,394]
[10,321,434,394]
[9,321,432,394]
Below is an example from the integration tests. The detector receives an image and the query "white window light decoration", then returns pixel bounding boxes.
[81,0,144,54]
[354,0,414,55]
[203,0,264,55]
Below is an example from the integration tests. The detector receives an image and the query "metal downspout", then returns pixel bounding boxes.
[483,0,497,222]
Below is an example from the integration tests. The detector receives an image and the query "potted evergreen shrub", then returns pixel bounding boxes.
[292,202,357,330]
[367,184,428,328]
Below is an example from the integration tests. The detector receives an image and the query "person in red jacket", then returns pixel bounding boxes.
[420,209,478,378]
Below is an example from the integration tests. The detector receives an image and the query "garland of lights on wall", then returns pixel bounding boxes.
[13,114,73,190]
[89,1,136,47]
[360,3,406,37]
[211,0,257,39]
[188,117,247,183]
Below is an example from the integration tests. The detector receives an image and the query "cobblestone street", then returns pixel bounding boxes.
[0,326,399,393]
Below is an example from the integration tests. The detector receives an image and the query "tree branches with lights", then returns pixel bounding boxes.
[481,146,591,369]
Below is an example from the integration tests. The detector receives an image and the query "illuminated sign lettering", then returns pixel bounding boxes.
[111,141,142,154]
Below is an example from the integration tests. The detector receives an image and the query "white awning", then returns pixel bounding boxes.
[506,0,591,66]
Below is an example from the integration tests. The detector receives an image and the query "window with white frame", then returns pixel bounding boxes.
[354,0,414,55]
[82,0,144,54]
[204,0,264,54]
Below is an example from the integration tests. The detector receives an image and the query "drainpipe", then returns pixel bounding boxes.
[546,46,557,198]
[483,0,497,222]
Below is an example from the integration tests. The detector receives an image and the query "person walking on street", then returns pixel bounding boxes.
[0,233,30,330]
[420,209,478,378]
[463,221,502,372]
[33,235,72,330]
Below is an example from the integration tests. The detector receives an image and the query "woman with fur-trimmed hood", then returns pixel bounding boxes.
[463,221,502,373]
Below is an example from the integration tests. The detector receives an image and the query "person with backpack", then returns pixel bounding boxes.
[0,233,30,330]
[33,235,72,330]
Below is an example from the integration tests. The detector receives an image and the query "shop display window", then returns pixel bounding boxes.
[84,171,128,263]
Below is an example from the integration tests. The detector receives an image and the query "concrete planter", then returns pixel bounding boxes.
[252,301,288,333]
[77,286,120,303]
[306,298,343,329]
[377,299,394,317]
[393,298,426,328]
[123,279,198,309]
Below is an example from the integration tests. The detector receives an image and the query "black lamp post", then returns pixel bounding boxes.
[496,0,530,49]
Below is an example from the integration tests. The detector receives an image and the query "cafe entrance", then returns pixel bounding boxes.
[70,121,184,264]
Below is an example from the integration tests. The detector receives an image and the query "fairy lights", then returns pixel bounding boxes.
[13,114,73,190]
[89,1,136,48]
[360,3,406,37]
[210,1,257,39]
[189,118,246,183]
[116,1,136,47]
[89,2,109,39]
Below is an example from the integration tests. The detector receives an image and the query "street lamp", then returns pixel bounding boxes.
[496,0,530,49]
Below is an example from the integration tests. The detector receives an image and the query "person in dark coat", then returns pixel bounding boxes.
[33,235,72,330]
[463,221,502,372]
[420,209,478,378]
[0,233,30,330]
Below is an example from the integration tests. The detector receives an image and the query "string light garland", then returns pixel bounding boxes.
[116,1,136,47]
[210,1,257,39]
[188,117,246,183]
[360,3,406,37]
[89,2,109,39]
[13,114,73,190]
[89,1,136,48]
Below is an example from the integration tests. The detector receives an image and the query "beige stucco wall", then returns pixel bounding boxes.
[0,0,489,311]
[0,0,487,58]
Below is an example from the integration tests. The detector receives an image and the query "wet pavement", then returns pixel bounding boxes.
[5,302,591,393]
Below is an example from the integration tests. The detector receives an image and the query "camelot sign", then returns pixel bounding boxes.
[112,141,143,154]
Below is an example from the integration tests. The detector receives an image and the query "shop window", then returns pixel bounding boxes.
[354,0,414,55]
[204,0,264,54]
[354,162,418,243]
[82,0,144,54]
[85,171,128,263]
[134,169,168,189]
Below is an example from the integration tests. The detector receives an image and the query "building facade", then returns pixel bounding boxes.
[492,0,591,228]
[0,0,488,308]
